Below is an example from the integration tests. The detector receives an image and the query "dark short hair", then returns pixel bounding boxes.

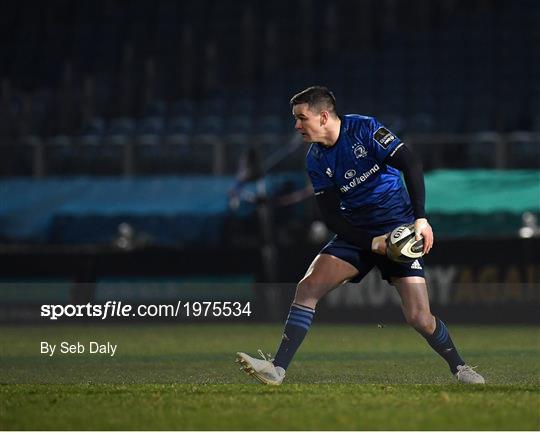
[290,86,337,117]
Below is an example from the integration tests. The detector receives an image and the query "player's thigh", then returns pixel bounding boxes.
[294,254,360,304]
[302,253,360,286]
[373,254,428,311]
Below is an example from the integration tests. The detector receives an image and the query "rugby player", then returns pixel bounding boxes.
[237,86,484,385]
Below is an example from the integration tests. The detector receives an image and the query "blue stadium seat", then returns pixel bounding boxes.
[106,117,136,146]
[195,114,224,136]
[80,117,106,146]
[144,100,167,117]
[137,116,165,135]
[167,116,194,135]
[49,134,72,147]
[229,95,255,114]
[256,114,283,135]
[163,118,191,147]
[226,114,253,135]
[199,97,225,116]
[171,99,195,117]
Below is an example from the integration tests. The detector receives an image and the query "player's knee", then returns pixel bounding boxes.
[294,276,327,306]
[405,311,434,334]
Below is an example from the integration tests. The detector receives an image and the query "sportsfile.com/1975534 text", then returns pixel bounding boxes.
[40,301,252,320]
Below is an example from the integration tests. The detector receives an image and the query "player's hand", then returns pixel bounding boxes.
[371,234,389,256]
[414,218,434,254]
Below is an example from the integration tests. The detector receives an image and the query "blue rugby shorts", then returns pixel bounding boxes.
[320,236,425,284]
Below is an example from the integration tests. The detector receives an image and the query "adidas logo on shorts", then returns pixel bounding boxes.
[410,260,422,270]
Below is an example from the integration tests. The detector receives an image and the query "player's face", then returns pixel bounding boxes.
[292,103,325,142]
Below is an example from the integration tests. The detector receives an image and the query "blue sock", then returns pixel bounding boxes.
[273,303,315,370]
[424,317,465,374]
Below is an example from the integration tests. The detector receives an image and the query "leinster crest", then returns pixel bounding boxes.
[354,144,367,159]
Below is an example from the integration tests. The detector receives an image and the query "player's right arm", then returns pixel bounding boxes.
[315,187,385,253]
[307,146,383,253]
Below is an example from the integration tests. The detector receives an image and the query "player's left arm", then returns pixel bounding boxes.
[385,144,434,254]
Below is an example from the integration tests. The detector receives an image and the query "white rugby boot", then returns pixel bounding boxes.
[455,365,485,384]
[236,350,285,385]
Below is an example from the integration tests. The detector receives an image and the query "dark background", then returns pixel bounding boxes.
[0,0,539,322]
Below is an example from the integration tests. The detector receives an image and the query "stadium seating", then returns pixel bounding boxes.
[0,0,539,176]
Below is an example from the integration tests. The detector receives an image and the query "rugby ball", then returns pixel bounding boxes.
[386,224,424,263]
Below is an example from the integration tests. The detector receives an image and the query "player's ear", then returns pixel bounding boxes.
[320,111,329,126]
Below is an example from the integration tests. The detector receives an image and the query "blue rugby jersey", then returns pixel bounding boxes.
[306,114,414,234]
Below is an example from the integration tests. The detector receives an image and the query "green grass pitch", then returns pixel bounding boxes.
[1,323,539,430]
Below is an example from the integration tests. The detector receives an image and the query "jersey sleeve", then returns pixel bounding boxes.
[306,151,333,193]
[364,117,402,162]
